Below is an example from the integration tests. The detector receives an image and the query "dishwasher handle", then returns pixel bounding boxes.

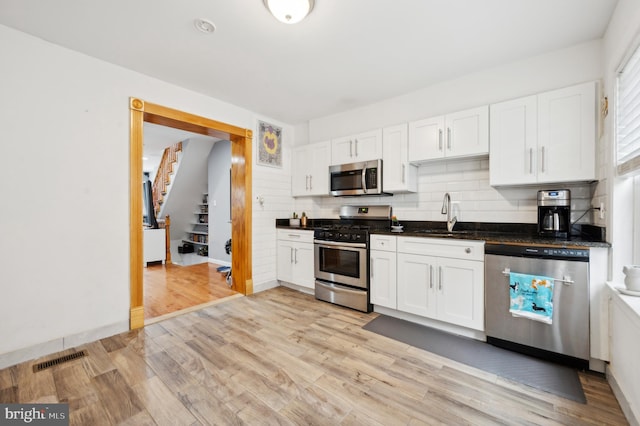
[501,268,574,285]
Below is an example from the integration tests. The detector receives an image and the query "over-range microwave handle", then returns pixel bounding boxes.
[362,166,367,193]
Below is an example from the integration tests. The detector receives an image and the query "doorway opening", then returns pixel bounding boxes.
[142,124,237,321]
[129,98,253,329]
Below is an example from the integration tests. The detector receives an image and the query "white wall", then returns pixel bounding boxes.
[296,41,604,226]
[207,140,231,263]
[308,40,603,142]
[0,24,294,362]
[252,118,297,291]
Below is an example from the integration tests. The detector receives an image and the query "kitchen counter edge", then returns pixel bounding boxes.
[275,224,610,248]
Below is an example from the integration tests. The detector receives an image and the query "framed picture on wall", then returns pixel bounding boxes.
[257,120,282,168]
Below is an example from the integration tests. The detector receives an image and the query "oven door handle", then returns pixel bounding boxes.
[314,240,367,249]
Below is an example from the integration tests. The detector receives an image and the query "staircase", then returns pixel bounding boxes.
[152,141,182,217]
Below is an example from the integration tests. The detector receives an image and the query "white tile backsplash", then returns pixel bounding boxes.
[295,158,598,225]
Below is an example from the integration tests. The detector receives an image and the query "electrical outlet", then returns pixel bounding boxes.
[599,202,605,219]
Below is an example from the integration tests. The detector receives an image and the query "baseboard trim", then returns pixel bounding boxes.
[278,281,314,295]
[208,258,231,267]
[373,306,486,341]
[0,320,129,370]
[253,280,280,294]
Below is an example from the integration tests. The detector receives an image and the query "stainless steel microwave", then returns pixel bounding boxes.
[329,159,387,196]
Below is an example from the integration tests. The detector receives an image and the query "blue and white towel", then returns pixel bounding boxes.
[509,272,554,324]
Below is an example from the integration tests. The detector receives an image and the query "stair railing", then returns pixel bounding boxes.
[152,141,182,216]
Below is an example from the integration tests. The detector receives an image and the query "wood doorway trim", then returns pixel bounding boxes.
[129,98,253,329]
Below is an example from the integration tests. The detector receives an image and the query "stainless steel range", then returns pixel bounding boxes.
[314,205,391,312]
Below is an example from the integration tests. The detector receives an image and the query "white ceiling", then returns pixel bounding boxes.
[0,0,618,125]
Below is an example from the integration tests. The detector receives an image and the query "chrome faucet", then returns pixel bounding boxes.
[441,192,457,232]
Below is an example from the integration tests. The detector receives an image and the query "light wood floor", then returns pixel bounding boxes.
[144,262,238,320]
[0,287,628,425]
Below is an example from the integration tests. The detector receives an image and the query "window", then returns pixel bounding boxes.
[617,42,640,175]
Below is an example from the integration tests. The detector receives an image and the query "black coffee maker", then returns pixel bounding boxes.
[537,189,570,239]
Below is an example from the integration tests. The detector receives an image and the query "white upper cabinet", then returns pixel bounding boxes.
[330,129,382,165]
[538,82,596,183]
[408,105,489,163]
[292,141,330,197]
[408,116,445,162]
[489,95,538,186]
[490,81,596,186]
[382,123,417,193]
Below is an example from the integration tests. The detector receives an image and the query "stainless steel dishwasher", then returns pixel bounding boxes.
[484,243,590,368]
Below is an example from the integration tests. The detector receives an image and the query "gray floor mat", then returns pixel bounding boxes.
[363,315,586,403]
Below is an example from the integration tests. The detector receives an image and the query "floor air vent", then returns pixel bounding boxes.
[33,350,88,372]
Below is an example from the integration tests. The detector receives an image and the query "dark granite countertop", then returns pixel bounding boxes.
[275,219,610,248]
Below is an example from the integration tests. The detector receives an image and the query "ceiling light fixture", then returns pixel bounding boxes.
[263,0,315,24]
[194,18,216,34]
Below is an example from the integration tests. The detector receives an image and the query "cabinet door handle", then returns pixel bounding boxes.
[447,127,452,150]
[305,175,309,190]
[309,175,313,190]
[429,265,434,289]
[355,139,359,157]
[371,257,374,279]
[465,247,471,254]
[350,140,353,157]
[402,164,405,183]
[294,248,298,264]
[529,148,533,174]
[541,146,546,173]
[290,247,294,263]
[438,129,443,151]
[439,266,443,291]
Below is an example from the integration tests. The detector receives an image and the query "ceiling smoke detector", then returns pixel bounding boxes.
[263,0,315,24]
[194,18,216,34]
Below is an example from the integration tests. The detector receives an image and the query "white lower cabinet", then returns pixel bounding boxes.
[396,237,485,331]
[370,235,397,309]
[277,229,314,289]
[396,253,437,316]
